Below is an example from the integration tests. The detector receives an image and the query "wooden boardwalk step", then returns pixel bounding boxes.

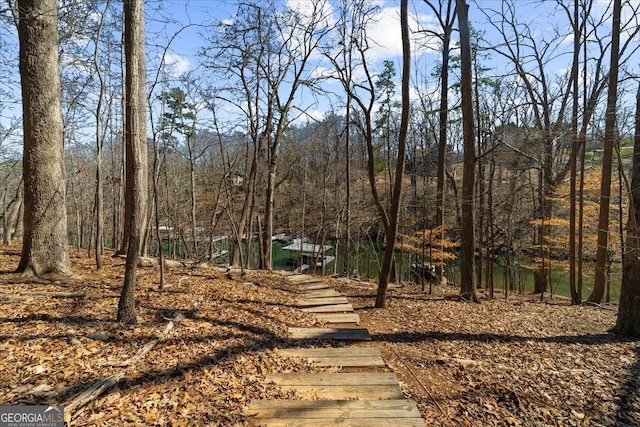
[289,327,371,340]
[289,276,323,284]
[278,347,385,367]
[298,297,349,307]
[267,372,398,385]
[297,283,331,291]
[304,288,341,297]
[301,304,353,313]
[315,313,360,324]
[247,418,425,426]
[266,373,404,399]
[246,399,425,426]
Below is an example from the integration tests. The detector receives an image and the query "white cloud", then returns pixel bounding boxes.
[162,52,191,76]
[310,65,336,80]
[365,6,438,63]
[287,0,335,28]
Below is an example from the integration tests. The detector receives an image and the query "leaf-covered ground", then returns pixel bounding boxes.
[0,247,638,426]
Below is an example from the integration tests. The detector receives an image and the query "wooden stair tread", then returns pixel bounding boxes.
[288,327,371,340]
[246,399,421,418]
[298,297,350,307]
[278,347,385,367]
[301,304,354,313]
[304,289,341,297]
[246,417,426,426]
[298,283,331,290]
[266,372,397,385]
[279,347,381,357]
[315,313,360,324]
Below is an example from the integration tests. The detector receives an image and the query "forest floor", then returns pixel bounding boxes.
[0,247,638,426]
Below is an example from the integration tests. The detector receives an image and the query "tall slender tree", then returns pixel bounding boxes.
[615,83,640,336]
[16,0,72,278]
[590,0,621,303]
[423,0,455,283]
[375,0,410,307]
[118,0,148,324]
[456,0,478,302]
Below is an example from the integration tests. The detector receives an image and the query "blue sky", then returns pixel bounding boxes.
[142,0,635,127]
[1,0,638,141]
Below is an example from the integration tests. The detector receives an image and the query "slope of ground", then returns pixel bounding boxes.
[329,277,639,427]
[0,247,638,426]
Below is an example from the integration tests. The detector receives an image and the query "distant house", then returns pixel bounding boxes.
[281,238,334,273]
[229,174,244,187]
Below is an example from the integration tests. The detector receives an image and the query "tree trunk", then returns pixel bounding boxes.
[534,194,551,294]
[16,0,72,277]
[615,83,640,336]
[118,0,148,324]
[260,150,277,270]
[189,149,198,258]
[436,22,451,280]
[4,179,23,245]
[231,138,259,267]
[567,0,580,304]
[375,0,409,308]
[590,0,621,303]
[343,95,352,275]
[456,0,478,302]
[93,1,109,270]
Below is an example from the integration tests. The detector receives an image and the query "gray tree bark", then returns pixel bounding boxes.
[456,0,478,302]
[16,0,72,277]
[590,0,621,303]
[615,83,640,336]
[375,0,410,308]
[118,0,148,324]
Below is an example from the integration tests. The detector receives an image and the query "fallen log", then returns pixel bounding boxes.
[63,321,174,424]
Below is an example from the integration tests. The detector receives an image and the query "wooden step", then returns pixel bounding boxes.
[247,418,425,426]
[246,399,425,426]
[288,327,371,341]
[301,304,353,313]
[297,283,331,291]
[304,288,341,297]
[278,347,385,367]
[315,313,361,324]
[298,297,350,307]
[289,276,322,284]
[265,372,404,399]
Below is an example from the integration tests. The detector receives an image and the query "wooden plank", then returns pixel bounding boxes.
[272,384,404,400]
[266,372,398,386]
[298,297,349,307]
[286,355,384,367]
[315,313,360,324]
[301,304,353,313]
[288,328,371,341]
[246,399,421,418]
[278,348,385,367]
[278,348,381,358]
[247,417,426,426]
[289,276,323,284]
[304,289,340,297]
[297,283,331,291]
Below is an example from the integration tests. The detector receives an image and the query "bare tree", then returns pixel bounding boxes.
[118,0,148,324]
[456,0,478,302]
[423,0,455,283]
[615,83,640,336]
[92,0,111,269]
[204,0,330,270]
[374,0,410,307]
[16,0,72,278]
[590,0,621,303]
